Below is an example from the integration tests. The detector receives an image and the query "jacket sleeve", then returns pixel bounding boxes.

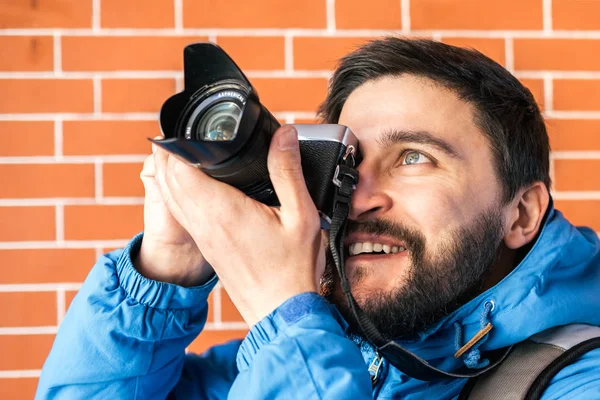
[540,348,600,400]
[230,292,373,399]
[36,233,237,400]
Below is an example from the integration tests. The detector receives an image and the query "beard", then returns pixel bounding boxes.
[320,207,505,341]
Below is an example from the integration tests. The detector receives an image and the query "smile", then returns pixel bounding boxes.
[348,242,407,256]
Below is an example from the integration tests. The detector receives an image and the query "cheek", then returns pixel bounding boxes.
[388,179,470,240]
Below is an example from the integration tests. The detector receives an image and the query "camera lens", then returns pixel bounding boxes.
[197,101,242,141]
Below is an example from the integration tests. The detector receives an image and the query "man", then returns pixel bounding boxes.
[36,38,600,399]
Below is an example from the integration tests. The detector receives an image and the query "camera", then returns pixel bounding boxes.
[152,43,358,220]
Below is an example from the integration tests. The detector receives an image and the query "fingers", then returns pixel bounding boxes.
[140,135,162,180]
[267,125,316,223]
[152,142,249,237]
[140,154,156,179]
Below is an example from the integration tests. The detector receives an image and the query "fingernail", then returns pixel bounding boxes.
[278,126,298,151]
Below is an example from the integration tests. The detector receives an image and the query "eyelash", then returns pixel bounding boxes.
[398,149,434,166]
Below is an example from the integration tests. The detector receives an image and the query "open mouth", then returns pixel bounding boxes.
[345,241,408,258]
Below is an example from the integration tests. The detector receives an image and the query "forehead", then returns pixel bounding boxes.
[338,75,488,155]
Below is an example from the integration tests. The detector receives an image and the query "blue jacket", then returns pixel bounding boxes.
[36,205,600,399]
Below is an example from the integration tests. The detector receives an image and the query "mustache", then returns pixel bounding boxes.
[345,219,426,254]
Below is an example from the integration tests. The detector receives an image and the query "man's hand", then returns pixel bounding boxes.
[134,137,214,287]
[152,126,325,326]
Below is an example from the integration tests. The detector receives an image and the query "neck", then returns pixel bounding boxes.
[481,243,516,292]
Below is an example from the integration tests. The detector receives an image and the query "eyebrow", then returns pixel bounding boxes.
[376,129,463,160]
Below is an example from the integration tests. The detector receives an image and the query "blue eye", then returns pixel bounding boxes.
[401,151,431,165]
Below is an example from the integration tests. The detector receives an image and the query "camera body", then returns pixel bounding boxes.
[153,43,358,219]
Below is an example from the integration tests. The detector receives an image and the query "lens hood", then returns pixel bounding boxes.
[159,42,255,139]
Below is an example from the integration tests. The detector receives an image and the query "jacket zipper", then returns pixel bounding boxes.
[368,352,384,386]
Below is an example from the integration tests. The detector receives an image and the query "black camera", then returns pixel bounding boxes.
[152,43,358,220]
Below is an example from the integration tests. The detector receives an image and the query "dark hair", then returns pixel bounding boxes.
[317,37,551,203]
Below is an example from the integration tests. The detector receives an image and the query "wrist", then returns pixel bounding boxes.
[134,237,213,287]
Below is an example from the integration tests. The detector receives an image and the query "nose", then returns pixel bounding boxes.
[348,162,393,221]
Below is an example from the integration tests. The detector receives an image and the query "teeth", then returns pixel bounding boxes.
[350,242,363,255]
[349,242,406,256]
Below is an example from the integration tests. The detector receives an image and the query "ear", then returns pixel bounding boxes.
[503,182,550,250]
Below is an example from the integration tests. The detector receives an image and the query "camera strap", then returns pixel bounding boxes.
[328,157,512,382]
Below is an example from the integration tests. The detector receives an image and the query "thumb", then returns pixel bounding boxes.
[267,125,314,217]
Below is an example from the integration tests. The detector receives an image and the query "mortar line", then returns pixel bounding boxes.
[505,38,514,72]
[284,33,294,72]
[55,204,64,242]
[174,0,183,32]
[326,0,336,33]
[53,32,62,72]
[401,0,411,33]
[54,119,63,157]
[213,285,222,324]
[57,288,66,325]
[543,0,553,33]
[0,370,42,378]
[3,28,600,38]
[92,0,101,32]
[93,76,102,115]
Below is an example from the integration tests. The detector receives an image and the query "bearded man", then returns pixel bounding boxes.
[37,38,600,399]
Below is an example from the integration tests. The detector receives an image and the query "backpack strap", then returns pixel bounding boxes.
[458,324,600,400]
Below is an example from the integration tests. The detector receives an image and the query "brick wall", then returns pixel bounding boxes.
[1,0,600,398]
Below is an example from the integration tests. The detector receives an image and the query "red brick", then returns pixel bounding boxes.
[62,36,208,71]
[294,37,376,71]
[411,0,543,30]
[0,249,95,284]
[221,290,243,322]
[64,205,143,240]
[0,378,38,400]
[0,335,54,370]
[0,121,54,156]
[553,0,600,30]
[63,121,155,156]
[555,200,600,231]
[0,292,56,327]
[554,160,600,191]
[520,79,545,111]
[547,119,600,151]
[253,78,328,112]
[0,164,95,199]
[0,207,55,241]
[101,0,174,28]
[514,39,600,71]
[102,79,176,113]
[100,247,122,254]
[442,38,506,66]
[294,118,320,124]
[554,80,600,111]
[336,0,401,29]
[216,37,285,70]
[187,330,248,354]
[0,79,93,114]
[0,0,92,28]
[103,163,144,197]
[183,0,326,28]
[0,36,53,72]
